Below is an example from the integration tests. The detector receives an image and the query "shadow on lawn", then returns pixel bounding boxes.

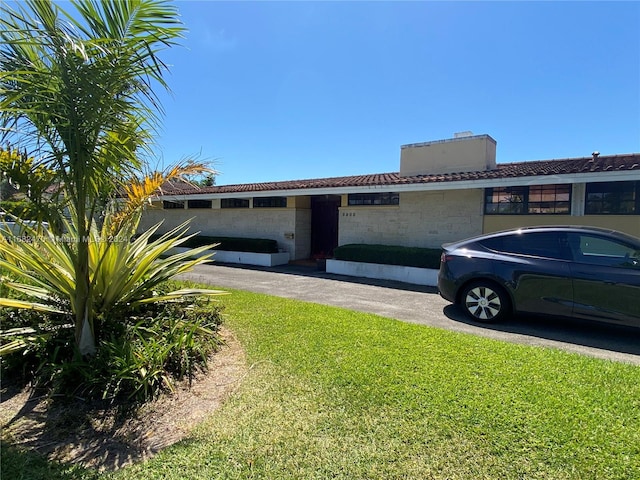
[1,387,143,474]
[444,304,640,358]
[0,442,98,480]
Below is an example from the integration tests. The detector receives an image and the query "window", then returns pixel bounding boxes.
[187,199,212,209]
[481,232,568,260]
[484,187,526,214]
[484,184,571,214]
[527,185,571,214]
[253,196,287,208]
[221,198,249,209]
[348,192,399,206]
[585,181,640,215]
[567,233,640,268]
[163,200,184,209]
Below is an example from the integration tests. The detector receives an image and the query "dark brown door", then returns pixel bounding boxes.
[310,195,340,257]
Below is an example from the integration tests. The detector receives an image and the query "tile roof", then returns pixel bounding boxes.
[159,153,640,196]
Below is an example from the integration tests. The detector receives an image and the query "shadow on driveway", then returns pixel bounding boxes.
[211,261,439,294]
[444,304,640,357]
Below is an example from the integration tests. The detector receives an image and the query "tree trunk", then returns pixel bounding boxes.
[73,188,95,356]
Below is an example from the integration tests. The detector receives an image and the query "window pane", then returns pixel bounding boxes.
[187,200,212,209]
[499,232,566,259]
[527,185,571,214]
[585,181,639,215]
[221,198,249,208]
[348,192,399,206]
[570,233,640,267]
[498,202,524,214]
[163,200,184,209]
[253,197,287,208]
[484,186,527,214]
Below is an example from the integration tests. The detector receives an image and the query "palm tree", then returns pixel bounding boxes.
[0,0,186,355]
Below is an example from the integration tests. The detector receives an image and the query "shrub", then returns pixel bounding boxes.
[151,234,279,254]
[0,209,227,402]
[333,244,441,269]
[0,200,31,218]
[0,210,226,354]
[0,281,224,402]
[91,294,224,401]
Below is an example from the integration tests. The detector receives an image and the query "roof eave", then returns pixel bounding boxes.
[156,169,640,201]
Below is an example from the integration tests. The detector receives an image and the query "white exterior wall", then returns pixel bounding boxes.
[338,189,484,248]
[139,204,301,258]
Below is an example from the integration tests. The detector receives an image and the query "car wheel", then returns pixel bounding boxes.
[460,281,510,323]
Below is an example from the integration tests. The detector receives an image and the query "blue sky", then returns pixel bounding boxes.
[153,1,640,185]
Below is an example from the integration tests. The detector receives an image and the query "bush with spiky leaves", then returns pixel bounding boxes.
[0,0,189,356]
[0,210,226,400]
[0,0,230,402]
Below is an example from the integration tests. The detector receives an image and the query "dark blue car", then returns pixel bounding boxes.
[438,226,640,327]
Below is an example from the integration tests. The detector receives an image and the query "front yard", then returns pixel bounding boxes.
[3,287,640,479]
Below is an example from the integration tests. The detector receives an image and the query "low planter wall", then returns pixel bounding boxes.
[169,247,290,267]
[326,259,438,287]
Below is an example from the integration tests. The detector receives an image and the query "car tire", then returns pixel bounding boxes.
[460,281,510,323]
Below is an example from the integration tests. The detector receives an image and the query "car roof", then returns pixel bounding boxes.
[442,225,640,249]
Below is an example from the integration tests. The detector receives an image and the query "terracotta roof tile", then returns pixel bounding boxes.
[159,153,640,196]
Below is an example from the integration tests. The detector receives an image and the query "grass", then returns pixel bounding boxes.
[3,287,640,479]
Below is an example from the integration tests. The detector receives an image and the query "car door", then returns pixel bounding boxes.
[567,232,640,327]
[482,232,574,317]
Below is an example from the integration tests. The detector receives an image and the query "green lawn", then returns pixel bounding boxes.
[4,288,640,479]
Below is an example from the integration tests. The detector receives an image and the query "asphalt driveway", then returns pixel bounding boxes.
[179,263,640,365]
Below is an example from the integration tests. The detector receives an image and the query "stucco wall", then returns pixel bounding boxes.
[338,189,484,248]
[293,208,312,260]
[140,189,639,264]
[139,204,300,257]
[400,135,496,176]
[484,215,640,238]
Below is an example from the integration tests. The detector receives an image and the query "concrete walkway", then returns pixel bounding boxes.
[179,263,640,365]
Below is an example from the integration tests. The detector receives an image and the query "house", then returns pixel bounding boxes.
[139,133,640,261]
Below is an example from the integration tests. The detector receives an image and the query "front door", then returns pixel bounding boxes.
[310,195,340,258]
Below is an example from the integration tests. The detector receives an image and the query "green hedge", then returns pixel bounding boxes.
[155,234,279,254]
[333,244,441,269]
[0,200,33,219]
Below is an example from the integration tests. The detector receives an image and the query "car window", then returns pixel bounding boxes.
[480,232,568,260]
[567,233,640,268]
[478,236,503,252]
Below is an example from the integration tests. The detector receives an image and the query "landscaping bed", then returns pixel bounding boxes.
[328,244,441,285]
[156,235,290,267]
[333,244,442,269]
[152,234,279,254]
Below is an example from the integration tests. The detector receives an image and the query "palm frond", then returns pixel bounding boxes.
[0,297,64,314]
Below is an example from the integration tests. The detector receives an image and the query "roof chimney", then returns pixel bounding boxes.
[399,134,497,177]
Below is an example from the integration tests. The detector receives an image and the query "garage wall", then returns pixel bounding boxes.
[337,189,484,248]
[139,202,301,257]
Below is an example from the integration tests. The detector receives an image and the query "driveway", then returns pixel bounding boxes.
[179,263,640,365]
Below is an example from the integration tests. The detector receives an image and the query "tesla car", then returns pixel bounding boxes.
[438,226,640,327]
